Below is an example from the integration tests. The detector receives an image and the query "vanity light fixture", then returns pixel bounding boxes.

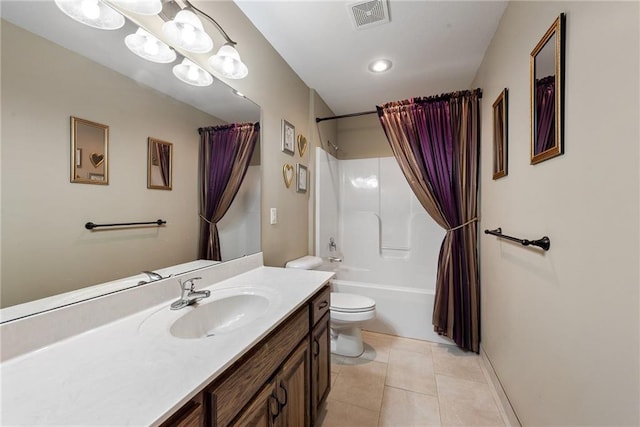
[209,43,249,79]
[173,58,213,86]
[180,0,249,79]
[162,9,213,53]
[368,58,392,73]
[125,28,177,63]
[112,0,162,15]
[54,0,125,30]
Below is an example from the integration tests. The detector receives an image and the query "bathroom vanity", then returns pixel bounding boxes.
[0,254,334,426]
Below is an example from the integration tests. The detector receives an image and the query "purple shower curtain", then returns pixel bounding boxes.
[198,122,259,261]
[377,90,480,352]
[535,76,556,154]
[157,143,171,187]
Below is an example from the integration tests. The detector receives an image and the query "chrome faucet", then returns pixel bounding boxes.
[138,270,165,285]
[170,277,210,310]
[329,237,337,252]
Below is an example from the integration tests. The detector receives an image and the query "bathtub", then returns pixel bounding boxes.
[318,261,451,345]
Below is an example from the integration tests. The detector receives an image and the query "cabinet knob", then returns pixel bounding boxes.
[269,392,280,421]
[277,380,288,407]
[313,338,320,357]
[318,301,328,309]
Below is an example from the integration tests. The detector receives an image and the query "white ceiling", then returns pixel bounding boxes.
[235,0,508,116]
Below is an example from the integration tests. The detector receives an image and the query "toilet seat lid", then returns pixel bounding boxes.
[330,292,375,313]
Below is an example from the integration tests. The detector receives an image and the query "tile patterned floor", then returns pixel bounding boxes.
[317,331,507,427]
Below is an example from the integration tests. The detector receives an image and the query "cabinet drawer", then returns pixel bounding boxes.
[208,305,310,427]
[310,285,331,326]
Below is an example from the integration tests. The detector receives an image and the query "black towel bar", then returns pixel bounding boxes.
[484,227,550,251]
[85,219,166,230]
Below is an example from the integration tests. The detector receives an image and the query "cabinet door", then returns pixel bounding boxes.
[277,338,310,427]
[311,312,331,424]
[160,394,204,427]
[232,380,279,427]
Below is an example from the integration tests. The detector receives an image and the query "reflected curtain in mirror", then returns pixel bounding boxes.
[530,13,565,164]
[70,116,109,184]
[492,89,508,179]
[147,138,173,190]
[199,122,260,261]
[377,89,481,352]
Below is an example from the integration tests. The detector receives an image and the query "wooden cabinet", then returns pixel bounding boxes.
[232,340,309,427]
[309,287,331,425]
[276,340,309,426]
[231,379,278,427]
[160,393,205,427]
[162,283,332,427]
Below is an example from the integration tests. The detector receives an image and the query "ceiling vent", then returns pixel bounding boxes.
[348,0,390,30]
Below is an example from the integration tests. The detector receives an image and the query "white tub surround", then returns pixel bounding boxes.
[0,254,334,426]
[315,148,447,342]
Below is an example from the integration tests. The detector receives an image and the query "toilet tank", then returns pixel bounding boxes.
[285,256,323,270]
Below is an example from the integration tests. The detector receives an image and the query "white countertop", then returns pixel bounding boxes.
[0,266,333,426]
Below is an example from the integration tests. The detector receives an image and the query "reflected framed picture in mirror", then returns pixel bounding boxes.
[70,116,109,184]
[492,88,508,180]
[147,137,173,190]
[530,13,565,165]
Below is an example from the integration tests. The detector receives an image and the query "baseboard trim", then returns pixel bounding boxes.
[479,345,521,427]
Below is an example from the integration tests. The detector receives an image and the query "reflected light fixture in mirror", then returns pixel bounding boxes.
[54,0,125,30]
[173,58,213,86]
[162,9,213,53]
[125,28,176,63]
[113,0,162,15]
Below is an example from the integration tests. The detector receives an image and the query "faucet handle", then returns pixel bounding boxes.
[179,276,202,290]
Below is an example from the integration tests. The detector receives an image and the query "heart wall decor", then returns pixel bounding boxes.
[283,164,294,188]
[297,134,308,157]
[90,153,105,168]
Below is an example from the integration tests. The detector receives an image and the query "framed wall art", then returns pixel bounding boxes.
[281,120,295,155]
[296,163,308,193]
[492,88,508,179]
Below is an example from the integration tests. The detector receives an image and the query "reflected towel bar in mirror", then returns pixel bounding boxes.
[484,227,550,251]
[85,219,167,230]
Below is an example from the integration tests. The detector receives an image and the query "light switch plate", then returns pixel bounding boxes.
[270,208,277,225]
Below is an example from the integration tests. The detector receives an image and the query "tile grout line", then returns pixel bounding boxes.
[431,344,445,427]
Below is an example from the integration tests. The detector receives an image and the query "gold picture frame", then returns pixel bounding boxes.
[147,137,173,190]
[530,13,565,165]
[70,116,109,185]
[492,88,508,180]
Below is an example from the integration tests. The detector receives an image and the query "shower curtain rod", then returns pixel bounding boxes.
[315,110,377,123]
[315,89,483,123]
[316,88,482,123]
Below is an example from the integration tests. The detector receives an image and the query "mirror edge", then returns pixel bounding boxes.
[530,13,565,165]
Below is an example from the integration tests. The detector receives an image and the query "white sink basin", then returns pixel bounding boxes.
[170,293,270,339]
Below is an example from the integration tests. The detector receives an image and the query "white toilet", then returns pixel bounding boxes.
[285,256,376,357]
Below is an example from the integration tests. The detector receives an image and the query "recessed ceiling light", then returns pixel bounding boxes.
[368,59,392,73]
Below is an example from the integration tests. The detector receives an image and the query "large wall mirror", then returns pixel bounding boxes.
[530,13,565,164]
[1,1,261,322]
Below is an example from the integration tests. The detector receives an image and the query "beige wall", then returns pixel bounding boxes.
[1,21,226,307]
[335,114,392,159]
[473,2,639,425]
